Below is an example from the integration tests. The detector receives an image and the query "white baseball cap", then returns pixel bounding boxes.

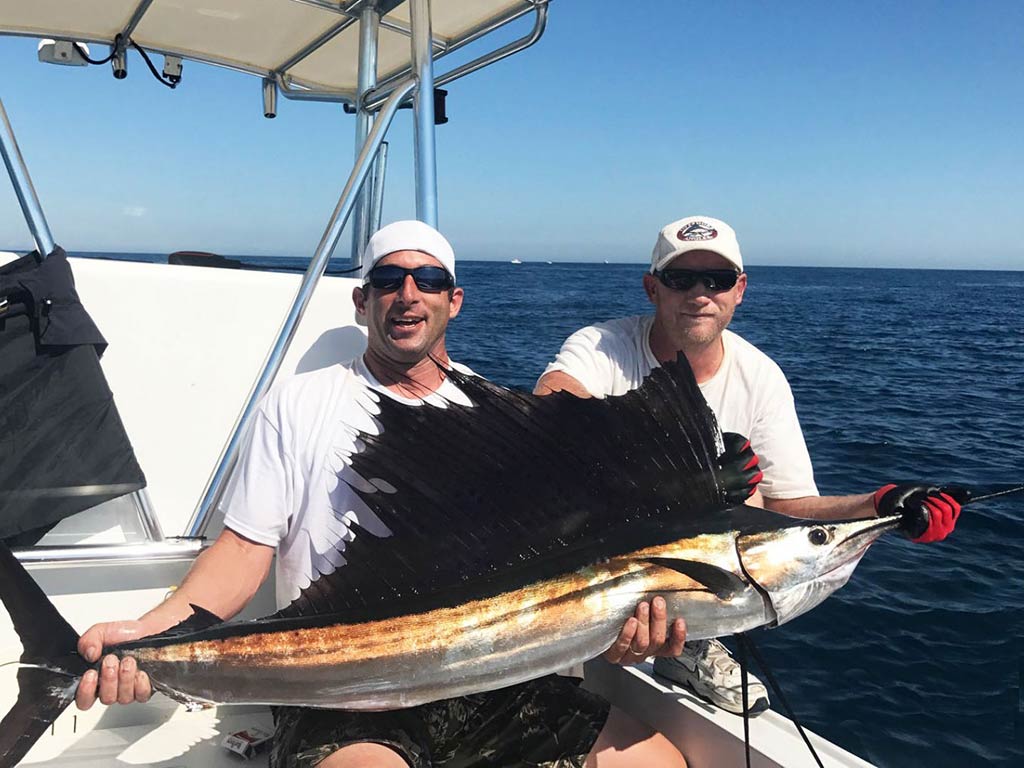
[361,220,456,283]
[650,215,743,273]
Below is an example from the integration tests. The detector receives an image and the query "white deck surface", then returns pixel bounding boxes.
[22,698,273,767]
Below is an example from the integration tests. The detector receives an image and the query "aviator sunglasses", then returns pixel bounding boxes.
[654,268,740,293]
[366,264,454,293]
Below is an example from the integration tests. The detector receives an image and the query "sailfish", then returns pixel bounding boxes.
[0,356,926,767]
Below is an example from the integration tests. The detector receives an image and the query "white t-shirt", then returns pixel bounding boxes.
[541,315,817,500]
[221,356,474,610]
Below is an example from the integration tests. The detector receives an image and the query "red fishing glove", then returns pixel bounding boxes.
[873,483,966,543]
[717,432,764,505]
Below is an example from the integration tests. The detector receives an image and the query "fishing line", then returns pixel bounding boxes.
[968,484,1024,504]
[0,659,74,675]
[735,633,825,768]
[737,638,752,768]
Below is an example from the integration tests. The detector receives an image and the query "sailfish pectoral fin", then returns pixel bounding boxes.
[644,558,748,600]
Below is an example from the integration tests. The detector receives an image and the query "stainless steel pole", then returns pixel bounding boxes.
[0,98,55,256]
[370,141,389,234]
[185,78,416,539]
[351,4,381,269]
[121,0,158,39]
[409,0,437,226]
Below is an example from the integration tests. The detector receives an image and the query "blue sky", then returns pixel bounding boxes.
[1,0,1021,269]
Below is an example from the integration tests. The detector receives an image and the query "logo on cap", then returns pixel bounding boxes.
[678,222,718,242]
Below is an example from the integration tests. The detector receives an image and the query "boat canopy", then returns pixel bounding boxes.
[0,0,535,94]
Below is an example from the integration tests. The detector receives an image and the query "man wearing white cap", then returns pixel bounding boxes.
[74,220,687,768]
[535,215,963,715]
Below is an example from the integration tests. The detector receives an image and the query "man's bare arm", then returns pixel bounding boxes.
[76,528,274,708]
[764,493,875,520]
[145,527,274,628]
[533,370,592,398]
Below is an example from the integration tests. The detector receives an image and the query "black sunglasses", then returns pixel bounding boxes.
[366,265,454,293]
[655,268,740,293]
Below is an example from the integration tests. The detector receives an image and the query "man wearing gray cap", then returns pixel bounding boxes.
[535,215,963,716]
[74,220,687,768]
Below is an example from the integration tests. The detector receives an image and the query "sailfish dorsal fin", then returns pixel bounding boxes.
[276,355,729,620]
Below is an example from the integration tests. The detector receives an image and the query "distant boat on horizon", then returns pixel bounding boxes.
[510,258,522,264]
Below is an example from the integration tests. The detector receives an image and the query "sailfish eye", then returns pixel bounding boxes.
[808,527,831,546]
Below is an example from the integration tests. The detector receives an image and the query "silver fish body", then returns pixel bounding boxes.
[125,512,901,711]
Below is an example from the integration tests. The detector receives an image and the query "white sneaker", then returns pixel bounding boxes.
[653,639,770,716]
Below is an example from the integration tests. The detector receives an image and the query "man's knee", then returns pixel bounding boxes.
[587,706,686,767]
[316,741,410,768]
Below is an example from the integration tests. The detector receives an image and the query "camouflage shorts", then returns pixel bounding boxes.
[269,675,610,768]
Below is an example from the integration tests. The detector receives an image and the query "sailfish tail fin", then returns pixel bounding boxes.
[0,542,88,767]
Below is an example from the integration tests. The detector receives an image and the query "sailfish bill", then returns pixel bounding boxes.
[0,356,910,767]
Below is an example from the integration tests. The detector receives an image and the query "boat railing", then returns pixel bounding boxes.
[0,99,54,256]
[14,539,204,566]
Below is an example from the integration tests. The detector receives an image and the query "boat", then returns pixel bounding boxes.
[0,3,876,766]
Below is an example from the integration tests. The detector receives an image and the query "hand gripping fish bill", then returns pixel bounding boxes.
[0,356,924,767]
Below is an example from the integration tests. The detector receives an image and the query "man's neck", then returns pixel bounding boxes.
[649,323,725,384]
[362,349,450,399]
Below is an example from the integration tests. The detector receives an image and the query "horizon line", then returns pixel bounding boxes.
[2,248,1021,272]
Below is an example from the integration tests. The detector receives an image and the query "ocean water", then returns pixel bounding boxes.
[77,254,1024,766]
